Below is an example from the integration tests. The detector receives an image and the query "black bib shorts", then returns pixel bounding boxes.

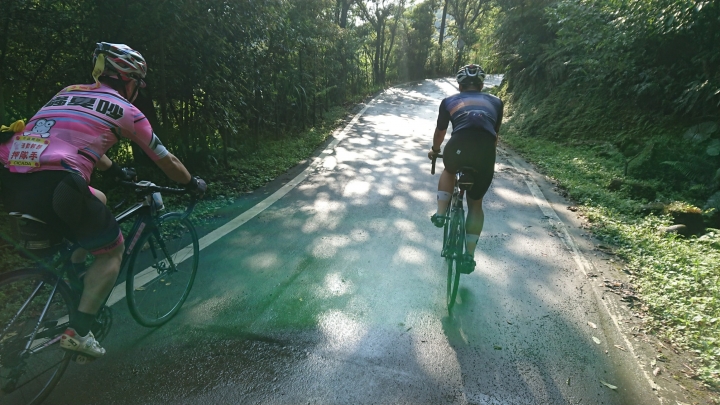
[442,128,497,201]
[0,168,123,254]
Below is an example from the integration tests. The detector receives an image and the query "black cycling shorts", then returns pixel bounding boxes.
[0,169,123,254]
[442,128,497,200]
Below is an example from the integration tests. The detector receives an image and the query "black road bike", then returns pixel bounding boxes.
[0,180,200,405]
[431,154,476,313]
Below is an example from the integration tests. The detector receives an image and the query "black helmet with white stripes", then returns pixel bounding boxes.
[456,64,485,86]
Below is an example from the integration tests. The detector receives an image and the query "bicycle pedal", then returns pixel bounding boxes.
[73,354,97,365]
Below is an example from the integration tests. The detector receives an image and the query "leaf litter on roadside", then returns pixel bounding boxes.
[600,380,618,390]
[603,279,639,303]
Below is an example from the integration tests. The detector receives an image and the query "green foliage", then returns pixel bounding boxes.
[0,0,388,171]
[494,0,720,117]
[1,0,451,172]
[465,6,502,72]
[593,212,720,385]
[399,0,440,80]
[502,91,720,387]
[504,81,720,203]
[445,0,494,70]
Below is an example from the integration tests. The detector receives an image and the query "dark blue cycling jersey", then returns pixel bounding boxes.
[436,90,504,137]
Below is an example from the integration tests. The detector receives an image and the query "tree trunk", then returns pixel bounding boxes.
[437,0,449,74]
[383,6,403,84]
[338,0,351,28]
[373,32,382,84]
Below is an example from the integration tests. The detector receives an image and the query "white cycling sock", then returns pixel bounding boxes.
[436,191,451,215]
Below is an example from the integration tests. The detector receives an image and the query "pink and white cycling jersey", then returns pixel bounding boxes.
[0,83,168,183]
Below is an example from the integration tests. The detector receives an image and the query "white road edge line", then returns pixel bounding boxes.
[105,102,374,307]
[499,147,661,397]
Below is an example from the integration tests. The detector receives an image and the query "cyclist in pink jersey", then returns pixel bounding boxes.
[0,42,207,359]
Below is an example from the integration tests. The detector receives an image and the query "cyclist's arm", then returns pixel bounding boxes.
[125,109,190,184]
[434,98,450,152]
[433,128,447,151]
[494,98,504,148]
[96,154,112,171]
[428,127,447,159]
[154,153,192,184]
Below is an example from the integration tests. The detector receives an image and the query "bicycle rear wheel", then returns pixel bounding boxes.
[126,213,199,327]
[446,214,462,313]
[0,268,74,405]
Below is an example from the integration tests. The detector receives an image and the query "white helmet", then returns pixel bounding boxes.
[92,42,147,82]
[456,64,485,86]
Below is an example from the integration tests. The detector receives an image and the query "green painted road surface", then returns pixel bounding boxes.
[45,79,658,405]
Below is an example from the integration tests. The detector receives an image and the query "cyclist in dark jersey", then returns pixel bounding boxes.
[428,64,504,274]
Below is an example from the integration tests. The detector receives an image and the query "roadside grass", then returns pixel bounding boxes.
[502,103,720,386]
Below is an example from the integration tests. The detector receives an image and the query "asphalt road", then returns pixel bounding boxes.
[44,78,658,405]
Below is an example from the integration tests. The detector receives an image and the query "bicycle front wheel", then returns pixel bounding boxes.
[446,215,462,313]
[126,213,199,327]
[0,268,74,405]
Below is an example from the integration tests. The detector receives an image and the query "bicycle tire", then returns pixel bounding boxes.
[0,268,74,405]
[446,214,462,313]
[126,213,199,327]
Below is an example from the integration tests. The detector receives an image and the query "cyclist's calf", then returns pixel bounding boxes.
[465,197,485,255]
[78,243,123,315]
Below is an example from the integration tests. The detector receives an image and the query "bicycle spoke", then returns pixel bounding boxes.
[6,356,67,393]
[0,281,44,342]
[24,281,60,352]
[0,269,73,405]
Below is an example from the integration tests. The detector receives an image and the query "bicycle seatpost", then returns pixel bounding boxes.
[431,153,443,175]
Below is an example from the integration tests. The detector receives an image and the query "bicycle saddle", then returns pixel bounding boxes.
[8,212,62,252]
[457,167,477,191]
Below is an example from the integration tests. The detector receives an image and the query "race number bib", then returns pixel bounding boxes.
[7,135,50,168]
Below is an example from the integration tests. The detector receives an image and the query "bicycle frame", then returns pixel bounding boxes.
[431,153,467,257]
[1,181,197,402]
[1,183,192,361]
[430,153,476,313]
[442,174,466,258]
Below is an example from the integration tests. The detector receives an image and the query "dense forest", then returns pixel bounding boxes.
[2,0,717,203]
[1,0,458,169]
[1,0,719,388]
[496,0,720,215]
